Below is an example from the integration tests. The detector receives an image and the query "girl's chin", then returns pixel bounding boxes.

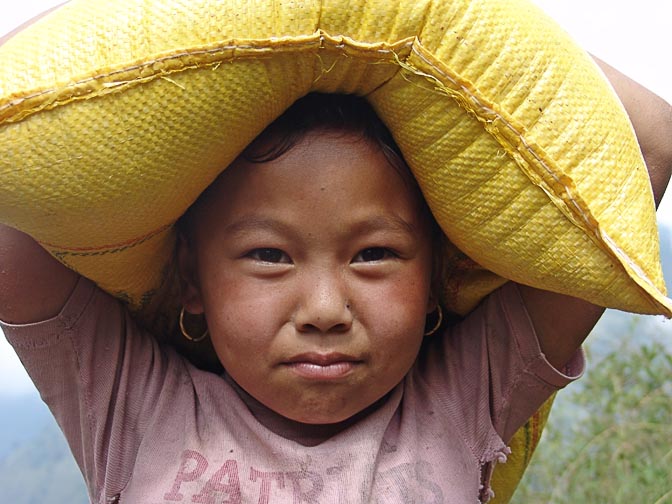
[281,408,358,426]
[277,395,387,427]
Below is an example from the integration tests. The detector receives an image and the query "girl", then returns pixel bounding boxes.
[1,73,671,503]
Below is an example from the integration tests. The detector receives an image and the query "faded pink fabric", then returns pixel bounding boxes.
[2,278,583,503]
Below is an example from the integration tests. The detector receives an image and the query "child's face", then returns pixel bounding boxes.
[180,131,434,424]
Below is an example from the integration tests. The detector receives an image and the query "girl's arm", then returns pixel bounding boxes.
[518,60,672,370]
[595,58,672,205]
[0,224,79,324]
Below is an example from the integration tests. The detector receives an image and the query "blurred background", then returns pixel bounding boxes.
[1,1,670,502]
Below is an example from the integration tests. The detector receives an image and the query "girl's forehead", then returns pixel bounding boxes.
[226,132,409,193]
[241,129,421,193]
[194,132,432,231]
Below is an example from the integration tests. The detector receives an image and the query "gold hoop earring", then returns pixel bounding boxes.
[424,305,443,336]
[179,307,209,343]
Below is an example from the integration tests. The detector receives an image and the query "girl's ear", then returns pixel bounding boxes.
[177,232,205,314]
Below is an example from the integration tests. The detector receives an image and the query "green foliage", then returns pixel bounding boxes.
[514,339,672,503]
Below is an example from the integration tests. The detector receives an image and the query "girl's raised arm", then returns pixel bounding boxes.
[595,58,672,205]
[0,224,79,324]
[518,60,672,370]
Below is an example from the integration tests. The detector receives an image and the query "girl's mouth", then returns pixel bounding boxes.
[283,353,360,379]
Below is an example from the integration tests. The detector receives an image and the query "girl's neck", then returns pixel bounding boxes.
[224,374,386,446]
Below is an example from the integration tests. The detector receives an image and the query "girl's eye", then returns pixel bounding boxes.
[247,248,290,264]
[353,247,393,262]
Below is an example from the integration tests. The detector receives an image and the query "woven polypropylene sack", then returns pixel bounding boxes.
[1,0,671,500]
[1,0,669,319]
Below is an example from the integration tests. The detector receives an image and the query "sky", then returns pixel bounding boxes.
[0,0,671,395]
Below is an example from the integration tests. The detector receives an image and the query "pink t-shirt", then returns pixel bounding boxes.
[2,278,583,503]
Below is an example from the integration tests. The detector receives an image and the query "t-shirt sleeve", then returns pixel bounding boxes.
[484,283,584,443]
[0,277,185,501]
[416,282,584,445]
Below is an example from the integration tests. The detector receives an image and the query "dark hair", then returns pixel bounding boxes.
[241,93,407,172]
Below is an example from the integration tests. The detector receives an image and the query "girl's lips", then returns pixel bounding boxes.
[283,353,360,379]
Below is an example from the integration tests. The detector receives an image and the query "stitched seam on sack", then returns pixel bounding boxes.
[40,223,171,258]
[406,45,595,241]
[0,31,414,123]
[406,43,666,308]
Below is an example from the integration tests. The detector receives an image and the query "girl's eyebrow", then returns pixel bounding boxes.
[223,216,295,237]
[348,215,419,237]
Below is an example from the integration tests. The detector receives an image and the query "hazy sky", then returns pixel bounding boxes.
[0,0,670,395]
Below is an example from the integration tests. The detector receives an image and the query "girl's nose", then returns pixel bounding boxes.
[294,272,353,333]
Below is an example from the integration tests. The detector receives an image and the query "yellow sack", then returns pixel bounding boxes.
[1,0,669,318]
[1,0,670,500]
